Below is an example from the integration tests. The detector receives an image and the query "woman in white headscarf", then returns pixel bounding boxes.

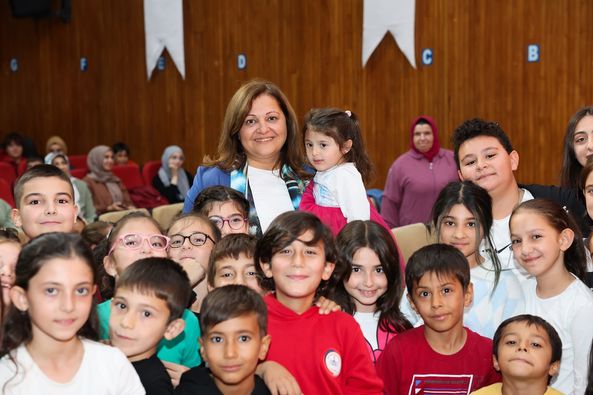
[152,145,193,204]
[83,145,135,214]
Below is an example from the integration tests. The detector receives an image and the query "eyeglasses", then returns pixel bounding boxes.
[209,214,248,230]
[169,232,216,248]
[108,233,170,255]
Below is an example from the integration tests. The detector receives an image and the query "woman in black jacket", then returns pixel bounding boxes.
[152,145,193,204]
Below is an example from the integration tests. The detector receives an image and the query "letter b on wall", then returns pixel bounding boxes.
[527,44,539,62]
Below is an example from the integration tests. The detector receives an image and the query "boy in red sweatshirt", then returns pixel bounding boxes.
[255,211,383,394]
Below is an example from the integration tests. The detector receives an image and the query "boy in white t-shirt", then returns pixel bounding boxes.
[452,118,586,281]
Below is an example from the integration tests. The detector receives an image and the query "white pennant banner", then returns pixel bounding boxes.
[362,0,416,68]
[144,0,186,79]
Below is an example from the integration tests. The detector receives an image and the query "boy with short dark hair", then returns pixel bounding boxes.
[109,257,191,395]
[25,156,43,170]
[255,211,383,394]
[452,118,585,280]
[175,285,272,395]
[207,233,261,293]
[471,314,563,395]
[11,164,78,239]
[377,244,500,395]
[452,118,515,167]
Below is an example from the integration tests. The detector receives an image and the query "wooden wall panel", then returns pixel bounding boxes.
[1,0,593,188]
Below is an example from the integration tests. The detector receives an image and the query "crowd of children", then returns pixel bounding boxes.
[3,91,593,395]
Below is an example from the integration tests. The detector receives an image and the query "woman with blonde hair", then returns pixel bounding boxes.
[45,135,68,154]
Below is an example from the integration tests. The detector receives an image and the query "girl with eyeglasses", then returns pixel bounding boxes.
[192,185,250,237]
[96,211,202,387]
[166,213,221,315]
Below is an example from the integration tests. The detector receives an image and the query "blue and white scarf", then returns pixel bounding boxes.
[230,164,305,237]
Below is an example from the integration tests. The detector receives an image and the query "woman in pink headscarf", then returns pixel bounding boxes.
[84,145,135,215]
[382,116,458,228]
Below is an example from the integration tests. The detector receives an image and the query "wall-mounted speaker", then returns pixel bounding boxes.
[9,0,52,18]
[9,0,70,22]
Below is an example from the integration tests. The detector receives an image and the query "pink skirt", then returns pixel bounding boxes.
[299,181,405,272]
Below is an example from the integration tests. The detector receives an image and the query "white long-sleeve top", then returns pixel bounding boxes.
[313,162,369,222]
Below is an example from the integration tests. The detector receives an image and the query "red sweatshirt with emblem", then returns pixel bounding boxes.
[264,294,383,394]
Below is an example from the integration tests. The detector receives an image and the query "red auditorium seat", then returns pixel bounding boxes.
[70,167,88,179]
[0,177,15,207]
[142,160,161,186]
[17,160,26,176]
[68,154,88,171]
[0,162,17,186]
[112,163,145,190]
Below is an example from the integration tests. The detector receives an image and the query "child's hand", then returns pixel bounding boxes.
[162,360,190,388]
[315,296,341,314]
[256,361,302,395]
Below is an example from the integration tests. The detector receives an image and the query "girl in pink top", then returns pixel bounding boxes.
[329,220,412,363]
